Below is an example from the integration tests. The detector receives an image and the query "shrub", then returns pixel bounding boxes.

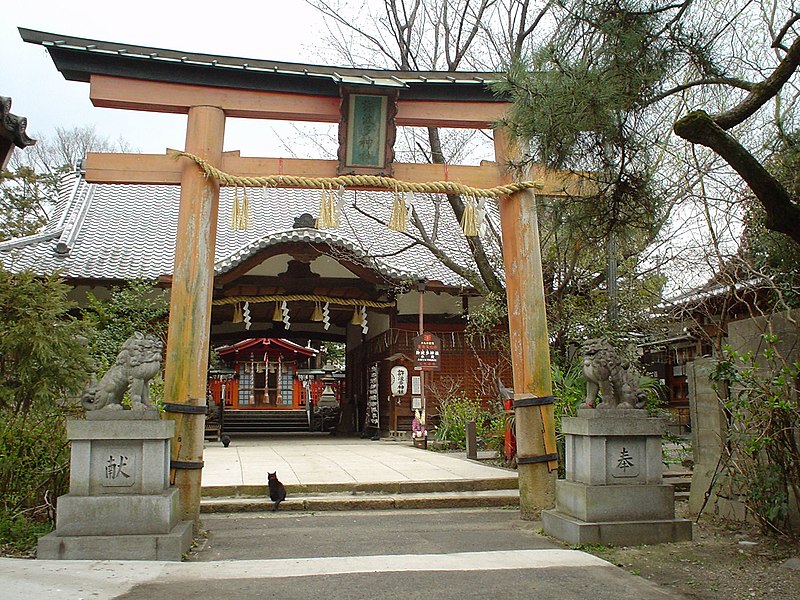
[0,267,93,552]
[711,334,800,537]
[434,395,492,449]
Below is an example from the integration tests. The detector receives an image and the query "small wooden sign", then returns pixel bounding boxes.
[413,332,441,371]
[337,86,397,176]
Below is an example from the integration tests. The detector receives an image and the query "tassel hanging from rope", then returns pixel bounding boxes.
[232,302,243,324]
[230,186,251,230]
[388,186,407,232]
[316,185,339,229]
[460,194,479,237]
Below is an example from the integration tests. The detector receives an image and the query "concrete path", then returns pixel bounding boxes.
[0,435,689,599]
[2,509,686,599]
[201,434,516,487]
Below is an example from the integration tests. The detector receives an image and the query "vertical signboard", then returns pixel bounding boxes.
[367,362,380,428]
[413,332,442,371]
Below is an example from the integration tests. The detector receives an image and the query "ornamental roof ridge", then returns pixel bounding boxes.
[0,96,36,149]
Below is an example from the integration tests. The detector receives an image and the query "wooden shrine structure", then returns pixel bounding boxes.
[21,27,582,525]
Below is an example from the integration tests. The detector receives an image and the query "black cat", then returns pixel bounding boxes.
[267,471,287,511]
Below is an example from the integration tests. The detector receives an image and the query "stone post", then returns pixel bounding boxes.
[38,415,193,560]
[543,409,692,545]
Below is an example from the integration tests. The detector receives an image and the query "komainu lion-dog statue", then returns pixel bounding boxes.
[581,338,647,409]
[81,332,163,411]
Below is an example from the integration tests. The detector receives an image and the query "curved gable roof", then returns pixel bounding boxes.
[1,172,490,290]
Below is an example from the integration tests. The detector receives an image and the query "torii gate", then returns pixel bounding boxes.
[22,28,582,525]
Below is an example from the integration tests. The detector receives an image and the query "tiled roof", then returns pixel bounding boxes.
[1,172,495,289]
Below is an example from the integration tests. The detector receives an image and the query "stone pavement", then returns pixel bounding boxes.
[0,434,689,599]
[201,433,516,487]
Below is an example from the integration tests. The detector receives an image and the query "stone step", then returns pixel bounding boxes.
[203,476,520,499]
[663,470,692,492]
[218,409,310,434]
[201,489,520,513]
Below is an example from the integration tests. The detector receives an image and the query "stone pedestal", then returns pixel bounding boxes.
[38,416,193,561]
[542,409,692,546]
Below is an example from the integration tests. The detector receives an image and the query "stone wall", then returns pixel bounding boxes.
[687,309,799,529]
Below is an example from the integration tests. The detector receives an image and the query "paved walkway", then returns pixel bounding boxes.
[201,434,517,488]
[0,435,688,599]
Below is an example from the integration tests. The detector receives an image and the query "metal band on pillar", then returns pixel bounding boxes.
[512,394,555,409]
[513,393,559,466]
[517,453,559,465]
[163,402,207,414]
[171,460,205,470]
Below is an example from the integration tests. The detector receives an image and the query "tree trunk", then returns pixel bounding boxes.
[427,127,505,292]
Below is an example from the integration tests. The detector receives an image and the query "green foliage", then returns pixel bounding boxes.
[0,267,94,415]
[434,394,496,450]
[322,342,346,369]
[741,194,800,308]
[0,267,92,553]
[82,280,169,369]
[0,511,53,556]
[0,406,73,524]
[465,291,508,335]
[0,166,60,242]
[711,335,800,537]
[0,270,170,554]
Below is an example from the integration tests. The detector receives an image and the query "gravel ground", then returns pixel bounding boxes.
[583,503,800,599]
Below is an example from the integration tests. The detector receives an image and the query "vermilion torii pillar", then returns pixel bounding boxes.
[494,129,558,518]
[163,106,225,525]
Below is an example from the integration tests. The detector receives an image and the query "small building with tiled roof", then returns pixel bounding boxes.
[1,170,506,433]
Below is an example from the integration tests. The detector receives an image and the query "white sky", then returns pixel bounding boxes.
[1,0,336,157]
